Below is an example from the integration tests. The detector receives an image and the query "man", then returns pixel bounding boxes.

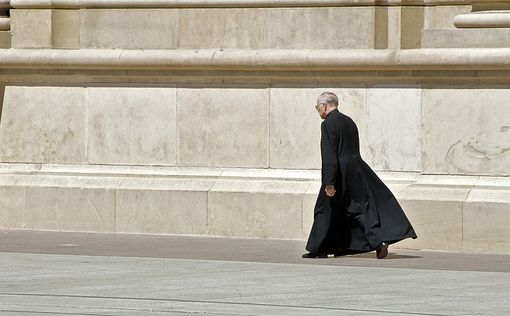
[303,92,417,259]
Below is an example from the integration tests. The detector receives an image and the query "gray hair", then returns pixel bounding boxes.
[317,92,339,107]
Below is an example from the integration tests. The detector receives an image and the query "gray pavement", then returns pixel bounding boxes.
[1,231,510,316]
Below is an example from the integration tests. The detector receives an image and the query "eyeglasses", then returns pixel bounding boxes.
[315,103,326,112]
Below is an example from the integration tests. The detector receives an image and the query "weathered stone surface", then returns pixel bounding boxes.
[116,188,208,235]
[387,7,401,49]
[52,9,80,49]
[366,87,421,172]
[401,7,423,49]
[422,88,510,176]
[11,9,51,48]
[0,86,86,164]
[208,180,307,239]
[81,9,178,49]
[269,88,322,169]
[80,7,374,49]
[178,87,269,168]
[0,31,10,48]
[423,5,471,29]
[397,185,469,251]
[263,8,374,49]
[87,87,177,166]
[463,188,510,254]
[422,29,510,48]
[0,186,27,229]
[25,186,115,232]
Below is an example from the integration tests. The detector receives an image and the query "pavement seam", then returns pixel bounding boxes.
[0,293,458,316]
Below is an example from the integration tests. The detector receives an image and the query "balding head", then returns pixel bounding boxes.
[317,92,339,108]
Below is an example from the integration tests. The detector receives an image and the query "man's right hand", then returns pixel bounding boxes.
[325,185,336,197]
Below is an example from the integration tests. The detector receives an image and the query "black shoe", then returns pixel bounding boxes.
[376,242,388,259]
[302,252,328,259]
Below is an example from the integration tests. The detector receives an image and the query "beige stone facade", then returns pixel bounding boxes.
[1,0,509,254]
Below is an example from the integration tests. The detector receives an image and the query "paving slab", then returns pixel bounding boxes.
[0,230,509,316]
[1,230,509,272]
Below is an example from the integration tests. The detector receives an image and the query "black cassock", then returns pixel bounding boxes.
[306,109,417,254]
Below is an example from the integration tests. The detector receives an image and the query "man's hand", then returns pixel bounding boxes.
[325,185,336,197]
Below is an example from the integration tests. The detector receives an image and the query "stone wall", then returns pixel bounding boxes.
[1,0,509,254]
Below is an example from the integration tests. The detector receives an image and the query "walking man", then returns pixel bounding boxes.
[303,92,417,259]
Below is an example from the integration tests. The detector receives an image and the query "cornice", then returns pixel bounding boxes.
[8,0,493,9]
[2,49,510,71]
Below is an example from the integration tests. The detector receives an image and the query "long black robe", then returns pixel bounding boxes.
[306,109,417,254]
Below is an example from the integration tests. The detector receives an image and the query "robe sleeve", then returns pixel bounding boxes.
[321,120,340,186]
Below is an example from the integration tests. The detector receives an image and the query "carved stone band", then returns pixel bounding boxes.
[454,11,510,28]
[0,17,9,31]
[3,48,510,71]
[9,0,491,9]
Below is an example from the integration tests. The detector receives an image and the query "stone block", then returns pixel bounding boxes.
[401,7,423,49]
[80,9,178,49]
[422,88,510,176]
[178,88,269,168]
[208,180,307,239]
[25,186,115,232]
[52,9,80,49]
[396,185,469,251]
[463,188,510,254]
[0,86,86,164]
[387,7,401,49]
[116,179,210,235]
[366,87,421,172]
[179,9,248,49]
[264,8,374,49]
[87,87,177,166]
[80,7,373,49]
[374,7,388,49]
[0,186,27,229]
[0,31,10,48]
[269,88,322,169]
[422,29,510,48]
[11,9,52,48]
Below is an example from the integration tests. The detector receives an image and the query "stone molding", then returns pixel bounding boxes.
[8,0,493,8]
[2,163,508,190]
[454,11,510,28]
[0,0,10,8]
[4,48,510,71]
[1,163,509,253]
[0,17,9,30]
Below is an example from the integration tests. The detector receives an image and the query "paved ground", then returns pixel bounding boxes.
[1,230,509,316]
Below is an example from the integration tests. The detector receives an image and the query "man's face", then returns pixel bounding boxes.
[315,103,327,119]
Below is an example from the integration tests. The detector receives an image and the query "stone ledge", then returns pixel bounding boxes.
[0,163,509,253]
[8,0,487,9]
[5,49,510,71]
[0,163,416,184]
[454,11,510,28]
